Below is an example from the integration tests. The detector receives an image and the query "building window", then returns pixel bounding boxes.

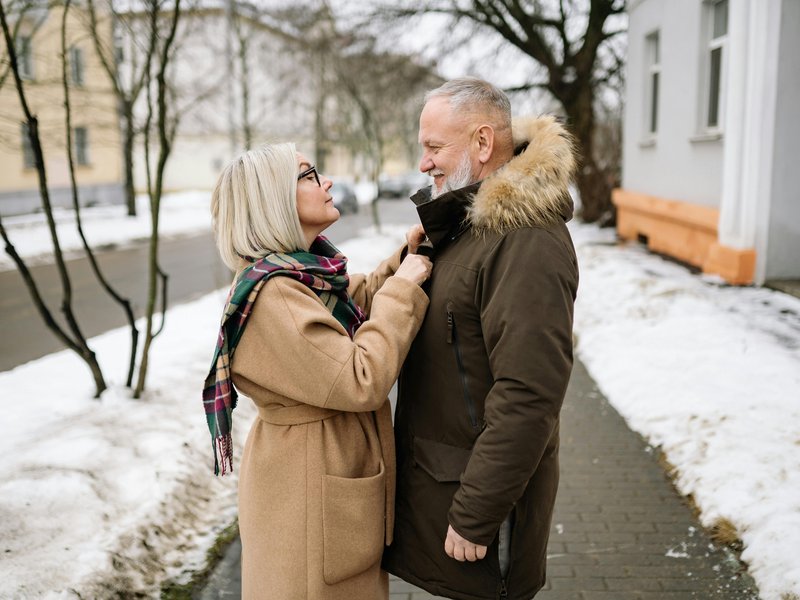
[74,127,89,165]
[21,123,35,168]
[69,46,85,87]
[704,0,728,130]
[645,31,660,136]
[113,26,124,64]
[16,35,33,79]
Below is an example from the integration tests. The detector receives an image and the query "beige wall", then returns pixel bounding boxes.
[0,5,122,198]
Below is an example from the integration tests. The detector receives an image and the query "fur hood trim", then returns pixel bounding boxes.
[469,115,576,233]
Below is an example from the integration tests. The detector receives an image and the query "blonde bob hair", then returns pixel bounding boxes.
[211,143,308,271]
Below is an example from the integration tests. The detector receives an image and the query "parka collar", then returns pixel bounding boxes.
[411,182,482,249]
[469,115,576,233]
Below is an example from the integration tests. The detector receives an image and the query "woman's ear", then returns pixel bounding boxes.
[475,124,495,165]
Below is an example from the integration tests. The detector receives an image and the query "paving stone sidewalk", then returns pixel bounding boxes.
[199,359,760,599]
[390,359,760,600]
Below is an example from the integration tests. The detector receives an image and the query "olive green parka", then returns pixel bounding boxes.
[382,116,579,600]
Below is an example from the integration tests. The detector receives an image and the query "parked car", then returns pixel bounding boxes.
[330,181,358,215]
[378,172,431,200]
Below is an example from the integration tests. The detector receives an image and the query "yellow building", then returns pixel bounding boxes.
[0,4,123,216]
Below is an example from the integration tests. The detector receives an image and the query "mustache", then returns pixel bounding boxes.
[427,169,444,178]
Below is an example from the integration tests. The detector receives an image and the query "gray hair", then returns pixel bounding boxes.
[424,77,512,128]
[211,143,307,271]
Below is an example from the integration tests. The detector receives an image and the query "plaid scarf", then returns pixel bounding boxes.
[202,236,365,475]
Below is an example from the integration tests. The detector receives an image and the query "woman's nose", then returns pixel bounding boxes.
[321,174,333,190]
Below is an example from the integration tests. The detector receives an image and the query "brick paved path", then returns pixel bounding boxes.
[389,359,760,600]
[201,359,760,599]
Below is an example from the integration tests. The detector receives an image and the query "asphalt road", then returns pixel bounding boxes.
[0,199,419,371]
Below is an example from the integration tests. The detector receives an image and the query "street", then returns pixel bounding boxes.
[0,200,418,372]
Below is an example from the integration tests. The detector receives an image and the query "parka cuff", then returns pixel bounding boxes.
[447,496,503,547]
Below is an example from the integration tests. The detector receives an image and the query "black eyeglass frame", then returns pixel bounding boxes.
[297,165,321,187]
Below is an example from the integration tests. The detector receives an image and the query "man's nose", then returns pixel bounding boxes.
[419,153,433,174]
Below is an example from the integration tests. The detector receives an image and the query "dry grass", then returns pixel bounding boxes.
[709,517,743,552]
[654,448,746,554]
[657,452,679,478]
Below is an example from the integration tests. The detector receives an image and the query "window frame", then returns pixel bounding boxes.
[21,122,35,169]
[700,0,729,136]
[74,126,90,166]
[69,45,85,87]
[16,34,34,80]
[643,30,661,140]
[113,25,125,64]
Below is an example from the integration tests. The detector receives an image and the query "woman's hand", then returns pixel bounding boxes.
[395,254,433,286]
[405,224,427,255]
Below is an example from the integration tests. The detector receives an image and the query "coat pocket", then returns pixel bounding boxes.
[322,460,386,585]
[413,436,472,483]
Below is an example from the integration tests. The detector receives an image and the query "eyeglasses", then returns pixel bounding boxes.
[297,165,321,187]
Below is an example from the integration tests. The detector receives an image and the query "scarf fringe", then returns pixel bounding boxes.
[215,434,234,476]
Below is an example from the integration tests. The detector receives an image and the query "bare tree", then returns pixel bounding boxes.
[0,0,107,396]
[84,0,159,217]
[231,5,252,150]
[133,0,181,399]
[273,2,440,228]
[369,0,627,223]
[60,0,140,387]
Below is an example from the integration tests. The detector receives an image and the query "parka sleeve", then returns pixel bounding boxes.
[447,227,578,545]
[347,244,406,316]
[232,273,428,413]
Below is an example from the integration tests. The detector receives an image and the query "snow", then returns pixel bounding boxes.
[0,191,213,271]
[569,221,800,600]
[2,206,799,598]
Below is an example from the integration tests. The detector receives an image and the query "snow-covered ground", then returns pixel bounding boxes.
[0,191,212,271]
[1,202,799,599]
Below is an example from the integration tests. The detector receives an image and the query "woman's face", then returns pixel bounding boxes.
[295,153,339,243]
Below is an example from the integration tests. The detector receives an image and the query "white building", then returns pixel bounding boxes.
[120,5,429,194]
[119,5,319,193]
[616,0,799,285]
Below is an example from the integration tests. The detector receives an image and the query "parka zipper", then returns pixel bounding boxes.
[446,308,479,430]
[499,579,508,598]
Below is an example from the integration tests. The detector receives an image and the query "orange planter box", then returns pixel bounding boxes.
[612,189,755,285]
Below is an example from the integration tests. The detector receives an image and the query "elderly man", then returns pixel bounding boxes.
[382,78,579,600]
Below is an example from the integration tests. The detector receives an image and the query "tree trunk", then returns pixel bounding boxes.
[0,1,107,396]
[563,86,613,224]
[62,1,139,387]
[133,0,180,398]
[122,101,137,216]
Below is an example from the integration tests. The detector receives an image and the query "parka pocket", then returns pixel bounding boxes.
[413,436,472,483]
[321,460,386,584]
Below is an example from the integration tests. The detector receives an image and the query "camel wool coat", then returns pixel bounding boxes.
[230,246,429,600]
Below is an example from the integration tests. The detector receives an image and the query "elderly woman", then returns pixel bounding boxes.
[203,143,431,599]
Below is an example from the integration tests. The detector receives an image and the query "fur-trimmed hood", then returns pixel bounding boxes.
[468,115,576,233]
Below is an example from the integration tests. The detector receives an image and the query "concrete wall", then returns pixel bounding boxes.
[623,0,725,207]
[764,0,800,280]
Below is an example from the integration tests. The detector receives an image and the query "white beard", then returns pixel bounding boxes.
[430,150,476,199]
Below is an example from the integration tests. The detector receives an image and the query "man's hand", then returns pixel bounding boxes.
[444,524,488,562]
[405,224,427,255]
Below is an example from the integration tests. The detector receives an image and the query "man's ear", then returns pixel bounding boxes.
[474,125,495,165]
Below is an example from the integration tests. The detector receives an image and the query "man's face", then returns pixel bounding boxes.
[418,97,477,198]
